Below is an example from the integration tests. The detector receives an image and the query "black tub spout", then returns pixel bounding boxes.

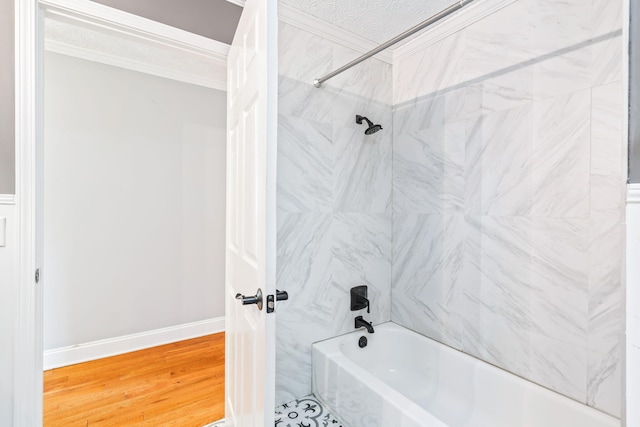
[355,315,375,333]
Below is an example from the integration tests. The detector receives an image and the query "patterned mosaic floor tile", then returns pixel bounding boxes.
[275,394,345,427]
[202,395,345,427]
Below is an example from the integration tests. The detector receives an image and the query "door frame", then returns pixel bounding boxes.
[13,0,229,424]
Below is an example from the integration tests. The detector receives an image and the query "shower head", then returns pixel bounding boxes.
[356,115,383,135]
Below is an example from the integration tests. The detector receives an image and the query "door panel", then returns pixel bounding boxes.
[225,0,277,426]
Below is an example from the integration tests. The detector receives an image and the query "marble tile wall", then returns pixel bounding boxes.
[391,0,625,417]
[275,21,393,405]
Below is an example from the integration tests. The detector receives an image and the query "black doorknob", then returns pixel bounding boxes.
[235,288,263,310]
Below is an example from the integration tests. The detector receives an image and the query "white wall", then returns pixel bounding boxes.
[0,204,16,422]
[0,0,14,194]
[627,185,640,426]
[0,0,16,419]
[43,52,226,357]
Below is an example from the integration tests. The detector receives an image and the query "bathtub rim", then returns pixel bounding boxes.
[311,321,620,426]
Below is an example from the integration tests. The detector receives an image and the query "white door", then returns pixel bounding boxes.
[225,0,278,426]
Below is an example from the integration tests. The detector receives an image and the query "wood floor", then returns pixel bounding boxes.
[43,333,225,427]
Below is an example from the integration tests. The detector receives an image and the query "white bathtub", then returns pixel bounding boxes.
[312,322,619,427]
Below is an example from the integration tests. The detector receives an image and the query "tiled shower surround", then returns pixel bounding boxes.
[276,0,625,418]
[275,19,393,404]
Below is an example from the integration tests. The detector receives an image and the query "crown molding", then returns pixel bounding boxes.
[0,194,15,205]
[44,18,227,91]
[39,0,229,60]
[277,3,393,64]
[39,0,228,90]
[393,0,517,63]
[629,184,640,204]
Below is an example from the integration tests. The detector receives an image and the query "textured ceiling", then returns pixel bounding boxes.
[279,0,455,44]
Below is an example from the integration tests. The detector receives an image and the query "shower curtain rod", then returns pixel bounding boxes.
[313,0,475,88]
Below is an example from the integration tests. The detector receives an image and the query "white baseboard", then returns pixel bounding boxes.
[43,316,225,370]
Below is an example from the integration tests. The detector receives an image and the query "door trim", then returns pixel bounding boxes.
[13,0,43,423]
[13,0,231,424]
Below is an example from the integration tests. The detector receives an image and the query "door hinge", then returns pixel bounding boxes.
[266,289,289,314]
[35,268,40,284]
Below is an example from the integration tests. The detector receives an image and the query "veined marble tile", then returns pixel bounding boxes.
[531,44,591,101]
[462,307,532,382]
[445,88,471,124]
[332,213,392,325]
[393,100,442,136]
[275,211,335,407]
[278,21,333,83]
[276,213,391,404]
[464,65,534,118]
[464,216,589,347]
[279,76,335,125]
[326,44,392,132]
[463,0,533,79]
[330,44,392,108]
[277,114,333,213]
[529,333,588,403]
[591,82,624,177]
[588,217,623,353]
[464,104,534,216]
[391,214,465,349]
[531,90,590,218]
[511,0,591,55]
[326,44,392,134]
[464,0,590,82]
[277,213,333,308]
[393,122,465,214]
[463,0,591,111]
[393,88,467,134]
[463,216,536,334]
[590,0,623,86]
[591,0,623,38]
[393,46,423,106]
[333,126,392,213]
[530,219,589,347]
[587,345,622,417]
[591,33,622,88]
[394,31,465,105]
[590,174,625,220]
[276,306,335,405]
[587,214,622,417]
